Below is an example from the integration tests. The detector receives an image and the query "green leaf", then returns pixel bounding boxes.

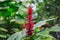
[0,34,7,38]
[0,34,9,38]
[0,27,8,32]
[7,18,58,40]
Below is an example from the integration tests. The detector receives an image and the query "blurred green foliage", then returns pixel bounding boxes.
[0,0,60,40]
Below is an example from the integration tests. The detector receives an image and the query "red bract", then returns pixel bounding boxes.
[26,5,34,36]
[28,5,32,15]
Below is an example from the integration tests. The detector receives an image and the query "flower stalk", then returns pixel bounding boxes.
[26,5,34,36]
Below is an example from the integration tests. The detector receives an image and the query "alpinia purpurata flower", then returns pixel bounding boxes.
[26,5,34,36]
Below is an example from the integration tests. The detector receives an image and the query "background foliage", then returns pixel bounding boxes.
[0,0,60,40]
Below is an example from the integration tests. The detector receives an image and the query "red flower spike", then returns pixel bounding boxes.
[28,5,32,15]
[26,5,34,36]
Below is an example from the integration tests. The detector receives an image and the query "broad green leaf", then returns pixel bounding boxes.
[11,18,26,24]
[7,18,58,40]
[0,34,9,38]
[0,34,7,38]
[0,27,8,32]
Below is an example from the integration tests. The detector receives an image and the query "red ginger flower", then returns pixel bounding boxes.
[26,5,34,36]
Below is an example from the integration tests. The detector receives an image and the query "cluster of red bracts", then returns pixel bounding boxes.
[26,5,34,36]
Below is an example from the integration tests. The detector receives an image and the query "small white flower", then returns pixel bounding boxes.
[31,3,36,11]
[32,6,36,11]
